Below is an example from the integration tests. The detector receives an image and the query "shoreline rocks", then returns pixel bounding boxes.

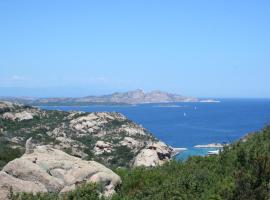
[134,141,173,167]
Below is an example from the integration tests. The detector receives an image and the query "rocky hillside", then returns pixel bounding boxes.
[0,101,174,169]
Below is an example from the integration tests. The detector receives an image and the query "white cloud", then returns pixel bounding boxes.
[11,75,27,81]
[0,75,30,87]
[89,76,108,82]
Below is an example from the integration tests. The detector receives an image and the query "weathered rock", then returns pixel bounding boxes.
[0,171,47,200]
[148,141,173,155]
[133,149,161,167]
[133,141,173,167]
[120,125,146,136]
[0,101,15,111]
[94,141,113,155]
[3,111,34,121]
[25,137,34,154]
[0,143,122,199]
[69,112,126,136]
[70,113,106,131]
[120,137,142,149]
[2,112,15,121]
[3,158,65,192]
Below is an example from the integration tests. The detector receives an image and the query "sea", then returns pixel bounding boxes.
[40,99,270,160]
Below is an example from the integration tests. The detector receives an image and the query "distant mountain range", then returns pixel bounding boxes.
[0,89,218,106]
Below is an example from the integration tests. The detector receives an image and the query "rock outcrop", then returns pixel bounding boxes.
[3,111,34,121]
[0,143,121,199]
[94,141,113,155]
[120,137,142,149]
[0,171,47,200]
[0,101,15,111]
[134,141,173,167]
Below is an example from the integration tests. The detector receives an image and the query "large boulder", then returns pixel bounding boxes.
[0,172,47,200]
[0,143,121,199]
[133,141,173,167]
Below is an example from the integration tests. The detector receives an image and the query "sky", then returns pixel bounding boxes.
[0,0,270,98]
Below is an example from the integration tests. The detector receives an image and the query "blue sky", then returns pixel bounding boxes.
[0,0,269,98]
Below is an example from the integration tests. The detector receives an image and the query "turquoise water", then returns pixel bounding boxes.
[176,148,221,160]
[40,99,270,159]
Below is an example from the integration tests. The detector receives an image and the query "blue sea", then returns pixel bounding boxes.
[40,99,270,160]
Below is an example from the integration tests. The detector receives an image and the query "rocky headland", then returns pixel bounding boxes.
[0,101,179,169]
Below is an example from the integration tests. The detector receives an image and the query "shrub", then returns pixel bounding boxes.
[11,183,103,200]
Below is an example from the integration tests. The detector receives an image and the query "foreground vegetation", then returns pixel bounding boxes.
[9,126,270,199]
[10,184,102,200]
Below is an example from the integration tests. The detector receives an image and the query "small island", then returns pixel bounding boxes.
[194,143,224,148]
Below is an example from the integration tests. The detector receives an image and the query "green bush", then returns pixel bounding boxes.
[11,183,103,200]
[0,140,23,169]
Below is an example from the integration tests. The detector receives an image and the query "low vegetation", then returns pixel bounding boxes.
[10,183,102,200]
[0,140,23,169]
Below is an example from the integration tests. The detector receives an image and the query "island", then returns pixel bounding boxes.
[194,143,224,148]
[0,89,218,106]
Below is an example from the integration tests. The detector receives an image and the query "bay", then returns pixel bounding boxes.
[40,99,270,159]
